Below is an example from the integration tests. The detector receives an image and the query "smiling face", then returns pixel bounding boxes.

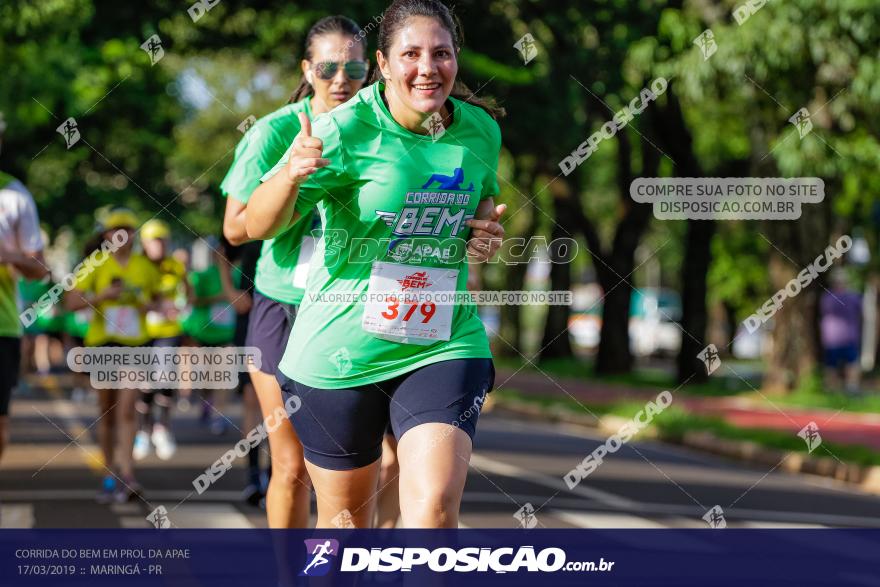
[303,33,367,115]
[377,15,458,132]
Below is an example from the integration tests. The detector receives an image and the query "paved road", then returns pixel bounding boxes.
[3,385,880,529]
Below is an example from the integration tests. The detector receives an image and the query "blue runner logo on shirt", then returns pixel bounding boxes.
[300,539,339,576]
[374,167,477,263]
[421,167,474,191]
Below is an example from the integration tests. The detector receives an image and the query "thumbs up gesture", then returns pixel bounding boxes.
[466,203,507,263]
[286,112,330,185]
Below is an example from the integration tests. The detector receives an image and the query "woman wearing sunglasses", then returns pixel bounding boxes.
[219,15,373,528]
[247,0,506,528]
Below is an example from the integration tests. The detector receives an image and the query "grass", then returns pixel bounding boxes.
[492,387,880,468]
[494,355,880,413]
[492,355,753,397]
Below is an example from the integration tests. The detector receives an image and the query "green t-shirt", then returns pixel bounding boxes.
[219,99,317,305]
[182,265,237,345]
[263,82,502,388]
[65,308,91,338]
[19,278,65,334]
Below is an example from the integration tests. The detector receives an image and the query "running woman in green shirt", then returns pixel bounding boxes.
[220,15,371,528]
[248,0,506,528]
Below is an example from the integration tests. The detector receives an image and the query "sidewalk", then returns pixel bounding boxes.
[495,369,880,451]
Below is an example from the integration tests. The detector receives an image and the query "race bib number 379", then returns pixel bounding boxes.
[362,262,458,346]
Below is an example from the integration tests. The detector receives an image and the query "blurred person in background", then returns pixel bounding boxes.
[820,268,863,396]
[133,219,191,461]
[65,208,160,502]
[217,236,264,506]
[64,234,101,403]
[19,274,66,375]
[0,112,49,466]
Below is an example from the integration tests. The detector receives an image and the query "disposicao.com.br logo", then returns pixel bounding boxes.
[300,539,340,576]
[301,542,615,575]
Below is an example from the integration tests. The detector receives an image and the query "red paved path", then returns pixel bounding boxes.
[496,369,880,450]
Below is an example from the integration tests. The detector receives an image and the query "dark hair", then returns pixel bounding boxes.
[290,16,367,103]
[371,0,505,119]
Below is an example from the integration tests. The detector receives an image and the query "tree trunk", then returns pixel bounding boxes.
[593,131,656,375]
[676,220,716,383]
[539,194,576,360]
[763,252,819,392]
[496,167,539,357]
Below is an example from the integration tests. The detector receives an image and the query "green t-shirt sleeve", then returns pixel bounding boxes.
[220,123,295,204]
[480,118,502,201]
[260,115,349,217]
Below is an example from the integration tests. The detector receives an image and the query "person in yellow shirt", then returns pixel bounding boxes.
[65,208,160,503]
[134,219,191,461]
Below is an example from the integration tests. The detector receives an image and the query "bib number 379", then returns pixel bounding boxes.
[362,262,457,346]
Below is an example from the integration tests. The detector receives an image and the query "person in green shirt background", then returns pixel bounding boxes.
[248,0,506,528]
[19,274,66,374]
[220,15,380,528]
[182,237,239,436]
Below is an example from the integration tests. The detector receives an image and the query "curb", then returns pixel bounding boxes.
[487,397,880,497]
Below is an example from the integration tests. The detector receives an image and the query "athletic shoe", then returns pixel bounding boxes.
[96,475,117,504]
[133,431,152,461]
[151,424,177,461]
[176,396,191,412]
[200,401,213,425]
[210,415,227,436]
[241,483,263,507]
[114,477,143,503]
[71,387,88,403]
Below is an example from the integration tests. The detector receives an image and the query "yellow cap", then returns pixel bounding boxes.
[101,208,138,231]
[141,219,170,241]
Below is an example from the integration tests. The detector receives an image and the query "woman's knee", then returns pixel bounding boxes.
[270,450,310,487]
[380,458,399,485]
[403,485,460,524]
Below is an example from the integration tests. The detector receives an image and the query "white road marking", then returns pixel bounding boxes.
[165,503,254,529]
[0,504,35,528]
[470,452,636,509]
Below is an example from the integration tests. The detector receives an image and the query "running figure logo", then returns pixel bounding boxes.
[798,421,822,453]
[330,347,352,376]
[145,505,172,529]
[513,33,538,64]
[140,34,165,66]
[702,505,727,529]
[697,344,721,375]
[56,117,80,149]
[421,112,446,141]
[789,107,813,139]
[300,539,339,577]
[237,114,257,134]
[514,503,538,528]
[693,29,718,61]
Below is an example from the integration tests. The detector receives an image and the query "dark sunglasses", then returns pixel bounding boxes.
[312,60,368,81]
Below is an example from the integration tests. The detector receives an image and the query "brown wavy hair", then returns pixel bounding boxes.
[370,0,505,119]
